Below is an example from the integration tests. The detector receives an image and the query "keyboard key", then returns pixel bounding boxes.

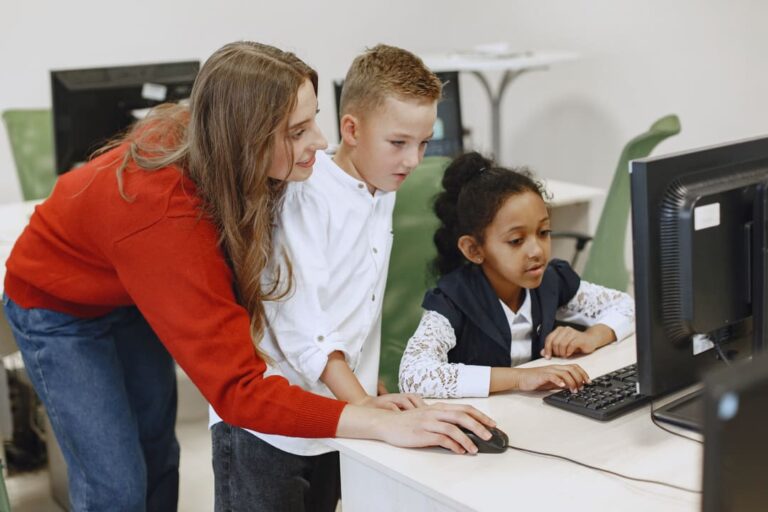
[543,363,651,421]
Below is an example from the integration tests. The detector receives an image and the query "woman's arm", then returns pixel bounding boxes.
[336,402,496,454]
[399,310,490,398]
[112,212,497,450]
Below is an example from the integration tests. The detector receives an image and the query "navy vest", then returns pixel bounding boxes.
[421,259,580,367]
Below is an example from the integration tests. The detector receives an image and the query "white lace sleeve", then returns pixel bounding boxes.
[398,310,490,398]
[557,280,636,341]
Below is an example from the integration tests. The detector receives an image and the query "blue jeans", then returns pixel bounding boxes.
[2,295,179,512]
[211,422,340,512]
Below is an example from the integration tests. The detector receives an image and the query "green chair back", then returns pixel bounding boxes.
[2,109,57,200]
[380,156,450,391]
[0,460,10,512]
[580,114,681,291]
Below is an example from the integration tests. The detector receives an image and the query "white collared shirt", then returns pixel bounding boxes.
[209,150,395,455]
[500,290,535,368]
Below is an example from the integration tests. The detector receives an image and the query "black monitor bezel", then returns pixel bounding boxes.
[51,60,200,174]
[631,135,768,397]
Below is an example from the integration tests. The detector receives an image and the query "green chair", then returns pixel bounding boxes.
[0,460,10,512]
[554,114,681,292]
[2,109,57,200]
[379,156,450,391]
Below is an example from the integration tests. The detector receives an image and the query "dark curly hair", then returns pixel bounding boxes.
[432,151,548,277]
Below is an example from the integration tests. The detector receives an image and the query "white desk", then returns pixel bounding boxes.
[0,200,38,358]
[326,337,702,512]
[545,178,604,265]
[421,51,578,161]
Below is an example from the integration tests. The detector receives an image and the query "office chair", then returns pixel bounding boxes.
[552,114,681,291]
[379,156,450,391]
[2,109,57,200]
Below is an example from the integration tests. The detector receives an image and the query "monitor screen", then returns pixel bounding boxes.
[333,71,464,158]
[702,352,768,511]
[630,136,768,398]
[51,61,200,174]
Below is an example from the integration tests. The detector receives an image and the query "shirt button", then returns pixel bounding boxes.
[371,294,376,301]
[317,335,325,342]
[357,183,365,189]
[372,247,378,254]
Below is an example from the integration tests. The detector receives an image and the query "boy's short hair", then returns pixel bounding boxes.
[339,44,442,118]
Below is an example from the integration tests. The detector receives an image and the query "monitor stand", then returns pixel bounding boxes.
[652,389,704,432]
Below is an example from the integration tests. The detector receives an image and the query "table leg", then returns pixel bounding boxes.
[469,68,547,162]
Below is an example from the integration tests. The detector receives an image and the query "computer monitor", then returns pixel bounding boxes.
[630,135,768,429]
[333,71,464,158]
[51,61,200,174]
[702,352,768,511]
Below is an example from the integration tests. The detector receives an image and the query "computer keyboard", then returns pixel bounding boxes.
[543,363,651,421]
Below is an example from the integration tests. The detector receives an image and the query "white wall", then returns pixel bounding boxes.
[2,0,767,203]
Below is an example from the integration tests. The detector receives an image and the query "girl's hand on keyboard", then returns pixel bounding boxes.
[511,365,590,394]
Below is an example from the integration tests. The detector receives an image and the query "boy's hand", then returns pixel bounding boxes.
[540,324,616,359]
[356,393,426,411]
[513,365,590,394]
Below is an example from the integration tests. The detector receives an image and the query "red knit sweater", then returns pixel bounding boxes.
[4,145,345,438]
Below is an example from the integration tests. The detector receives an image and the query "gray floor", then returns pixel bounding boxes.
[5,417,214,512]
[5,369,215,512]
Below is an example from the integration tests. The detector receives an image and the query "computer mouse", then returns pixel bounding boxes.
[460,426,509,454]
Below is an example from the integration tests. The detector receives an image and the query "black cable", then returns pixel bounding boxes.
[712,340,732,366]
[649,400,704,444]
[505,443,701,494]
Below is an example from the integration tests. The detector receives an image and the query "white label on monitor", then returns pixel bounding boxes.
[692,333,714,355]
[142,82,167,102]
[694,202,720,231]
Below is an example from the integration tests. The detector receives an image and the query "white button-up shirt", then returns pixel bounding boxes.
[210,150,395,455]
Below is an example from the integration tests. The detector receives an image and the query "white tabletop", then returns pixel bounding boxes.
[421,51,578,73]
[545,178,604,208]
[0,200,39,357]
[326,337,702,511]
[0,200,39,292]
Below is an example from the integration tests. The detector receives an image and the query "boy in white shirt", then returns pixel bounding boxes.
[210,45,442,512]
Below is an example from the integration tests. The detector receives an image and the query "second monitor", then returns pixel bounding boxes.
[51,60,200,174]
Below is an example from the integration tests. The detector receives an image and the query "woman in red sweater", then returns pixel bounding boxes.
[2,41,494,512]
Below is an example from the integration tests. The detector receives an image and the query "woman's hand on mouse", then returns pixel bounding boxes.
[337,403,497,454]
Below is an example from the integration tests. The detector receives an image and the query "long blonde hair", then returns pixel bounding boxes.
[110,41,316,351]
